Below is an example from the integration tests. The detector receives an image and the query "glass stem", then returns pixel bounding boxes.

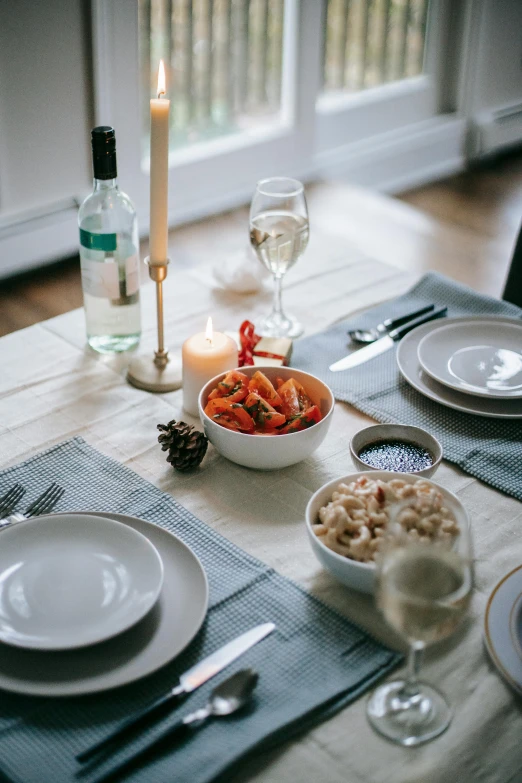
[402,643,424,698]
[272,275,284,319]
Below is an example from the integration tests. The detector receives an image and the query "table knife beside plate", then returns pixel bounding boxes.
[329,306,448,372]
[76,622,275,763]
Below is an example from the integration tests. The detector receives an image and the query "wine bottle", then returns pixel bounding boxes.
[78,126,141,353]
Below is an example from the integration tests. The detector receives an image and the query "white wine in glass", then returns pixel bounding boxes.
[378,546,471,646]
[367,511,472,747]
[249,178,309,338]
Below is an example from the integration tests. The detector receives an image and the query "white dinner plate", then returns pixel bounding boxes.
[0,512,208,696]
[397,317,522,419]
[417,318,522,399]
[484,564,522,696]
[0,513,164,650]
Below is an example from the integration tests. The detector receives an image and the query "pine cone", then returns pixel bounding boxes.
[157,420,208,471]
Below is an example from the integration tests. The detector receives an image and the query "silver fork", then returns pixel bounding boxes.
[0,484,26,517]
[0,483,65,529]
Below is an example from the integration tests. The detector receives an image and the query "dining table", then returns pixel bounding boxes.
[0,183,521,783]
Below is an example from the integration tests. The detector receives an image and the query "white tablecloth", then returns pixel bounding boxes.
[0,220,520,783]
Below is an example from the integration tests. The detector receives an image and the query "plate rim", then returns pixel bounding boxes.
[417,318,522,400]
[0,512,165,651]
[0,511,209,696]
[397,316,522,419]
[484,564,522,696]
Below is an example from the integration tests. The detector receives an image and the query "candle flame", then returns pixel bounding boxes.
[157,60,166,98]
[206,316,213,344]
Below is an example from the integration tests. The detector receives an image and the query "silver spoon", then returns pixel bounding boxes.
[348,304,436,344]
[93,669,259,783]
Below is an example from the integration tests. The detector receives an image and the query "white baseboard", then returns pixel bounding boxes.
[470,103,522,158]
[314,115,467,194]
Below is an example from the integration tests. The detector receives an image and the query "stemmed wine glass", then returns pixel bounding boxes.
[249,177,309,338]
[367,502,473,746]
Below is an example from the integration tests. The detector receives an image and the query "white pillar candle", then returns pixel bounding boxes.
[149,60,170,266]
[182,318,238,417]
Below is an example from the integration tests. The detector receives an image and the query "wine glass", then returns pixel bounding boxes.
[367,502,473,746]
[249,177,309,338]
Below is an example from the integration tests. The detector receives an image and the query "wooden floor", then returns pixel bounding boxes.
[1,151,521,338]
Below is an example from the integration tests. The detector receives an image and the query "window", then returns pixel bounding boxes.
[322,0,429,95]
[94,0,461,231]
[140,0,287,155]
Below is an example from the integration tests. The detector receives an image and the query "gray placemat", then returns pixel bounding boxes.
[0,438,399,783]
[291,272,522,501]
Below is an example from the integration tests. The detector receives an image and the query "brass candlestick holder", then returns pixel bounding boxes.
[127,257,182,392]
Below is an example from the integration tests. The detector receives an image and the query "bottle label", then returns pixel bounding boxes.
[79,230,140,300]
[80,229,117,252]
[80,257,120,299]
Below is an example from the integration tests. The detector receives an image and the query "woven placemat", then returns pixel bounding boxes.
[0,438,399,783]
[291,272,522,501]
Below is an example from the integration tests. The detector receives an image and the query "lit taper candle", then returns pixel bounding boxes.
[149,60,170,265]
[126,59,182,392]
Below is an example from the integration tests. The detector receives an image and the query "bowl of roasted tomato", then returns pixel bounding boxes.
[199,366,334,470]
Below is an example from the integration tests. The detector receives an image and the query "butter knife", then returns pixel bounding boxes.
[76,622,275,763]
[329,306,448,371]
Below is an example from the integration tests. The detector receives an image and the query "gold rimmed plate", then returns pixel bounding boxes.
[484,564,522,695]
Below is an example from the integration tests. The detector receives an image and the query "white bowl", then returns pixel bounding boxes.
[305,470,469,594]
[349,424,443,478]
[198,366,334,470]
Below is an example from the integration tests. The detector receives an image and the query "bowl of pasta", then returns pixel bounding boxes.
[305,471,468,593]
[198,366,334,470]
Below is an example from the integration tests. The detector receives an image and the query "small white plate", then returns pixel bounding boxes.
[418,318,522,399]
[397,317,522,419]
[0,512,208,696]
[484,564,522,696]
[0,513,164,650]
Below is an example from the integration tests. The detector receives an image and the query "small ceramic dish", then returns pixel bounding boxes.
[305,470,469,594]
[198,365,334,470]
[349,424,442,478]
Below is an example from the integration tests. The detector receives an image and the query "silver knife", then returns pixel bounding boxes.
[76,622,275,763]
[329,306,448,372]
[176,622,274,693]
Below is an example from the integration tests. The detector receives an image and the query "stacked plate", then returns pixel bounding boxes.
[396,316,522,419]
[485,566,522,695]
[0,513,208,696]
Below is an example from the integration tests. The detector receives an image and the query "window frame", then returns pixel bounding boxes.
[316,0,449,153]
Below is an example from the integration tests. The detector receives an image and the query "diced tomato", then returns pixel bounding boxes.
[208,371,249,403]
[278,405,322,434]
[204,398,255,433]
[243,392,286,431]
[279,378,314,415]
[247,371,282,408]
[292,379,314,411]
[277,379,300,418]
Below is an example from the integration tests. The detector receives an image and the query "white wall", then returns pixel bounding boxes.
[473,0,522,113]
[0,0,93,217]
[459,0,522,156]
